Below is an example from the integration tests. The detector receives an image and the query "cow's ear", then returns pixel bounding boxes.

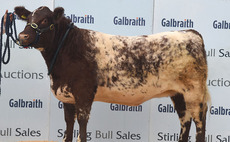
[14,6,31,21]
[53,7,64,23]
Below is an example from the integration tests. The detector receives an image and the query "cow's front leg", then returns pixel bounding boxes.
[75,90,95,142]
[63,103,76,142]
[75,105,92,142]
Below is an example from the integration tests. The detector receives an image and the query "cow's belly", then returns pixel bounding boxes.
[50,84,175,105]
[94,84,174,106]
[50,76,176,105]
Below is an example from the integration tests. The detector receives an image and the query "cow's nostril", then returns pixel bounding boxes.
[19,34,29,40]
[24,35,29,39]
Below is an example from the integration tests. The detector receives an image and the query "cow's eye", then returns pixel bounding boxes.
[41,19,48,25]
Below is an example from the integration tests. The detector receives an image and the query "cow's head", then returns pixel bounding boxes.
[14,6,64,49]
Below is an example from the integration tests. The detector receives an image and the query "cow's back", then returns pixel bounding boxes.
[87,30,206,105]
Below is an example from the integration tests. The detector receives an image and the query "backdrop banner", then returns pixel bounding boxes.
[0,0,229,142]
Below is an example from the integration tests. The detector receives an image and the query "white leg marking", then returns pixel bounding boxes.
[77,134,81,142]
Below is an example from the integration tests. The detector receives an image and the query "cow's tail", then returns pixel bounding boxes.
[203,84,211,118]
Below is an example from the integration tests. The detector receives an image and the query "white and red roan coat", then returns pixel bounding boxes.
[14,6,210,142]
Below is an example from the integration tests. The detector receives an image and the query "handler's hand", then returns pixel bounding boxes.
[3,10,8,27]
[2,10,13,34]
[2,10,8,34]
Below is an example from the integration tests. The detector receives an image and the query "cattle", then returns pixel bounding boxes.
[14,6,210,142]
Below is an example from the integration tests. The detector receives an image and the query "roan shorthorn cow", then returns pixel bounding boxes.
[14,6,210,142]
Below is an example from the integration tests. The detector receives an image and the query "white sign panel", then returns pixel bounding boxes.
[151,0,230,141]
[51,0,154,141]
[0,0,53,141]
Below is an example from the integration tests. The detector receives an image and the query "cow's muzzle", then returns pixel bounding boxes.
[18,33,30,45]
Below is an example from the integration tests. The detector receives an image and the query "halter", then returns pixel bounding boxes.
[27,22,54,33]
[25,22,54,47]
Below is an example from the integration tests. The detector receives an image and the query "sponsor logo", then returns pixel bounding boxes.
[213,20,230,29]
[58,101,63,109]
[65,14,94,24]
[15,128,41,137]
[207,49,216,57]
[17,13,95,24]
[208,78,230,87]
[0,127,41,137]
[161,18,193,28]
[156,132,230,142]
[57,129,141,141]
[210,105,230,115]
[207,48,230,58]
[219,49,230,57]
[216,135,230,142]
[59,102,143,112]
[0,128,12,136]
[158,104,176,113]
[95,130,113,140]
[110,103,142,112]
[2,39,16,48]
[1,70,44,80]
[2,39,34,49]
[116,131,141,140]
[95,130,141,140]
[9,99,43,108]
[113,16,145,26]
[157,132,190,142]
[57,129,92,141]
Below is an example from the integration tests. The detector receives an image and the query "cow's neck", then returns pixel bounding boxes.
[39,18,89,77]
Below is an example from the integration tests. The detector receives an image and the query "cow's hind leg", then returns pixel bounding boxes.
[188,101,207,142]
[184,84,208,142]
[63,103,76,142]
[171,93,192,142]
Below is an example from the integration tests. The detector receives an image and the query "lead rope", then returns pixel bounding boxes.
[0,12,20,95]
[47,22,74,75]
